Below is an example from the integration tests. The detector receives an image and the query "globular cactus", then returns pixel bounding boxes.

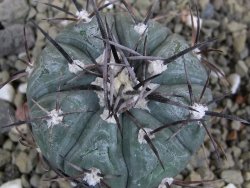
[3,1,249,188]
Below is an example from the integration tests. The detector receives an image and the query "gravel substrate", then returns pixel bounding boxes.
[0,0,249,188]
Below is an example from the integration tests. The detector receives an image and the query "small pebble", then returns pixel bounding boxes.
[185,171,202,181]
[21,175,30,188]
[30,174,40,187]
[227,73,241,94]
[3,164,21,181]
[0,100,16,133]
[0,149,11,168]
[0,0,29,26]
[227,21,247,33]
[18,83,27,94]
[221,170,244,184]
[201,3,215,19]
[244,172,250,181]
[233,30,247,54]
[223,183,237,188]
[14,152,33,173]
[0,179,22,188]
[0,84,15,103]
[0,71,10,83]
[243,181,250,188]
[231,121,242,131]
[0,25,35,57]
[3,139,13,150]
[236,60,249,77]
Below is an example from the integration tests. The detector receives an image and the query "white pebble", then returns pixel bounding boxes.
[18,83,27,94]
[0,83,15,103]
[0,179,22,188]
[223,183,237,188]
[227,73,241,94]
[185,15,203,29]
[104,0,114,9]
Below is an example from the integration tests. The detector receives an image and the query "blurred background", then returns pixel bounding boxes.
[0,0,249,187]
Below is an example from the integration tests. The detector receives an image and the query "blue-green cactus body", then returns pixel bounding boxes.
[27,13,212,188]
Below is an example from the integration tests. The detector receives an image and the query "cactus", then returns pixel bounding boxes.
[2,1,249,188]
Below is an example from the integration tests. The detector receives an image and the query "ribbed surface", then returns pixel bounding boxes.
[27,13,212,188]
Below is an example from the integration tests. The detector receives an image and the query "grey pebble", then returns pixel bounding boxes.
[0,0,29,26]
[0,149,11,168]
[212,0,223,10]
[0,71,10,83]
[227,21,247,33]
[14,151,34,174]
[190,147,210,168]
[231,146,242,159]
[201,3,215,19]
[3,164,20,182]
[185,171,202,181]
[244,171,250,181]
[0,100,15,133]
[241,152,250,161]
[243,181,250,188]
[3,139,13,151]
[233,30,247,54]
[196,167,215,180]
[221,170,244,184]
[231,121,242,131]
[21,174,31,188]
[0,24,35,57]
[236,60,249,77]
[30,174,40,187]
[203,19,220,29]
[221,153,235,169]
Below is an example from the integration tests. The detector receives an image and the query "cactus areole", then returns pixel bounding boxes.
[27,12,212,188]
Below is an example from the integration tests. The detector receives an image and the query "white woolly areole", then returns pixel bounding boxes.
[25,66,34,76]
[25,65,34,76]
[148,60,168,76]
[76,9,92,22]
[158,177,174,188]
[83,168,102,186]
[46,109,63,128]
[100,109,116,124]
[134,23,148,35]
[138,128,155,144]
[36,147,41,153]
[95,50,121,74]
[133,95,150,111]
[91,77,106,107]
[68,60,85,74]
[190,103,208,119]
[193,48,202,60]
[61,20,69,26]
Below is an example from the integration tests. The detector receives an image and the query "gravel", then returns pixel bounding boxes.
[0,0,249,187]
